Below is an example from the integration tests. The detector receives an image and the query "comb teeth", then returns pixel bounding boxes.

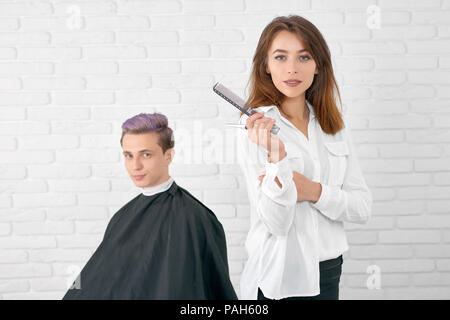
[212,82,280,135]
[213,82,250,115]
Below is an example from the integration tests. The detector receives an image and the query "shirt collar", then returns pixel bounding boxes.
[265,100,316,121]
[306,100,316,120]
[140,176,174,197]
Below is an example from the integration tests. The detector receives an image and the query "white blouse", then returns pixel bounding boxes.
[236,100,373,300]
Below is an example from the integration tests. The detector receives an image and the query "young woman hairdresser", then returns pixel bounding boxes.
[236,15,373,300]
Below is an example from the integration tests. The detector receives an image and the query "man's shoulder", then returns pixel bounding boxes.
[102,193,142,237]
[175,185,220,225]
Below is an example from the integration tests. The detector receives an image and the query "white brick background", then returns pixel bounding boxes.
[0,0,449,300]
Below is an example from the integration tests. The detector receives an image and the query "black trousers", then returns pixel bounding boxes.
[257,255,343,300]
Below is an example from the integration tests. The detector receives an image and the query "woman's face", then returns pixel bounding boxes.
[266,30,318,100]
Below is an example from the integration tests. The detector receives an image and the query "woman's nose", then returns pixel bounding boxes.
[287,59,299,74]
[287,64,298,74]
[288,66,298,74]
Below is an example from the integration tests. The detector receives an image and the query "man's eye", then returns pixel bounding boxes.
[275,55,286,61]
[125,154,132,159]
[143,153,151,158]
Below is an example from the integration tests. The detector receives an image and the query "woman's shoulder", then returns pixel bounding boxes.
[320,116,353,156]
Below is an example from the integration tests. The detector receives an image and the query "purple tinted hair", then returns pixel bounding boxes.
[120,113,174,153]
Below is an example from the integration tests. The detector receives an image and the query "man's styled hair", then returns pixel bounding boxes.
[120,112,174,153]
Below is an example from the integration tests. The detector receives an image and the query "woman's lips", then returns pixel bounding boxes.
[133,174,146,181]
[284,80,302,87]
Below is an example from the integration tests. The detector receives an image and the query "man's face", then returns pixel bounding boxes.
[122,132,173,188]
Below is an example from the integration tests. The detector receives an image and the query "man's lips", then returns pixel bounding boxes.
[133,174,146,180]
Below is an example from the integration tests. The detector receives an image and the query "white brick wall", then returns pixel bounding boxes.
[0,0,449,300]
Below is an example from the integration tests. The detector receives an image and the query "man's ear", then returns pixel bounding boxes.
[165,148,175,163]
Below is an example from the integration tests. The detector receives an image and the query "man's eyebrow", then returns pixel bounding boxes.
[122,149,154,154]
[272,49,308,54]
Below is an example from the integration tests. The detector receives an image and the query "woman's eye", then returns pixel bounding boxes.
[275,55,286,61]
[300,55,311,61]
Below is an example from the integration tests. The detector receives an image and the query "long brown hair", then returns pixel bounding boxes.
[246,15,344,135]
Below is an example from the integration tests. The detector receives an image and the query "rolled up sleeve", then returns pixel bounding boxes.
[261,155,297,206]
[236,116,297,236]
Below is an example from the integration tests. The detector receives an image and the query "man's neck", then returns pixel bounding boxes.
[143,174,170,189]
[141,176,174,196]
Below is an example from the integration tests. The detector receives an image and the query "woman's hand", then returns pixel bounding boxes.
[258,171,322,202]
[292,171,322,203]
[246,112,286,163]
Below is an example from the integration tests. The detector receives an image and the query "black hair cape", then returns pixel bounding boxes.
[63,182,238,300]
